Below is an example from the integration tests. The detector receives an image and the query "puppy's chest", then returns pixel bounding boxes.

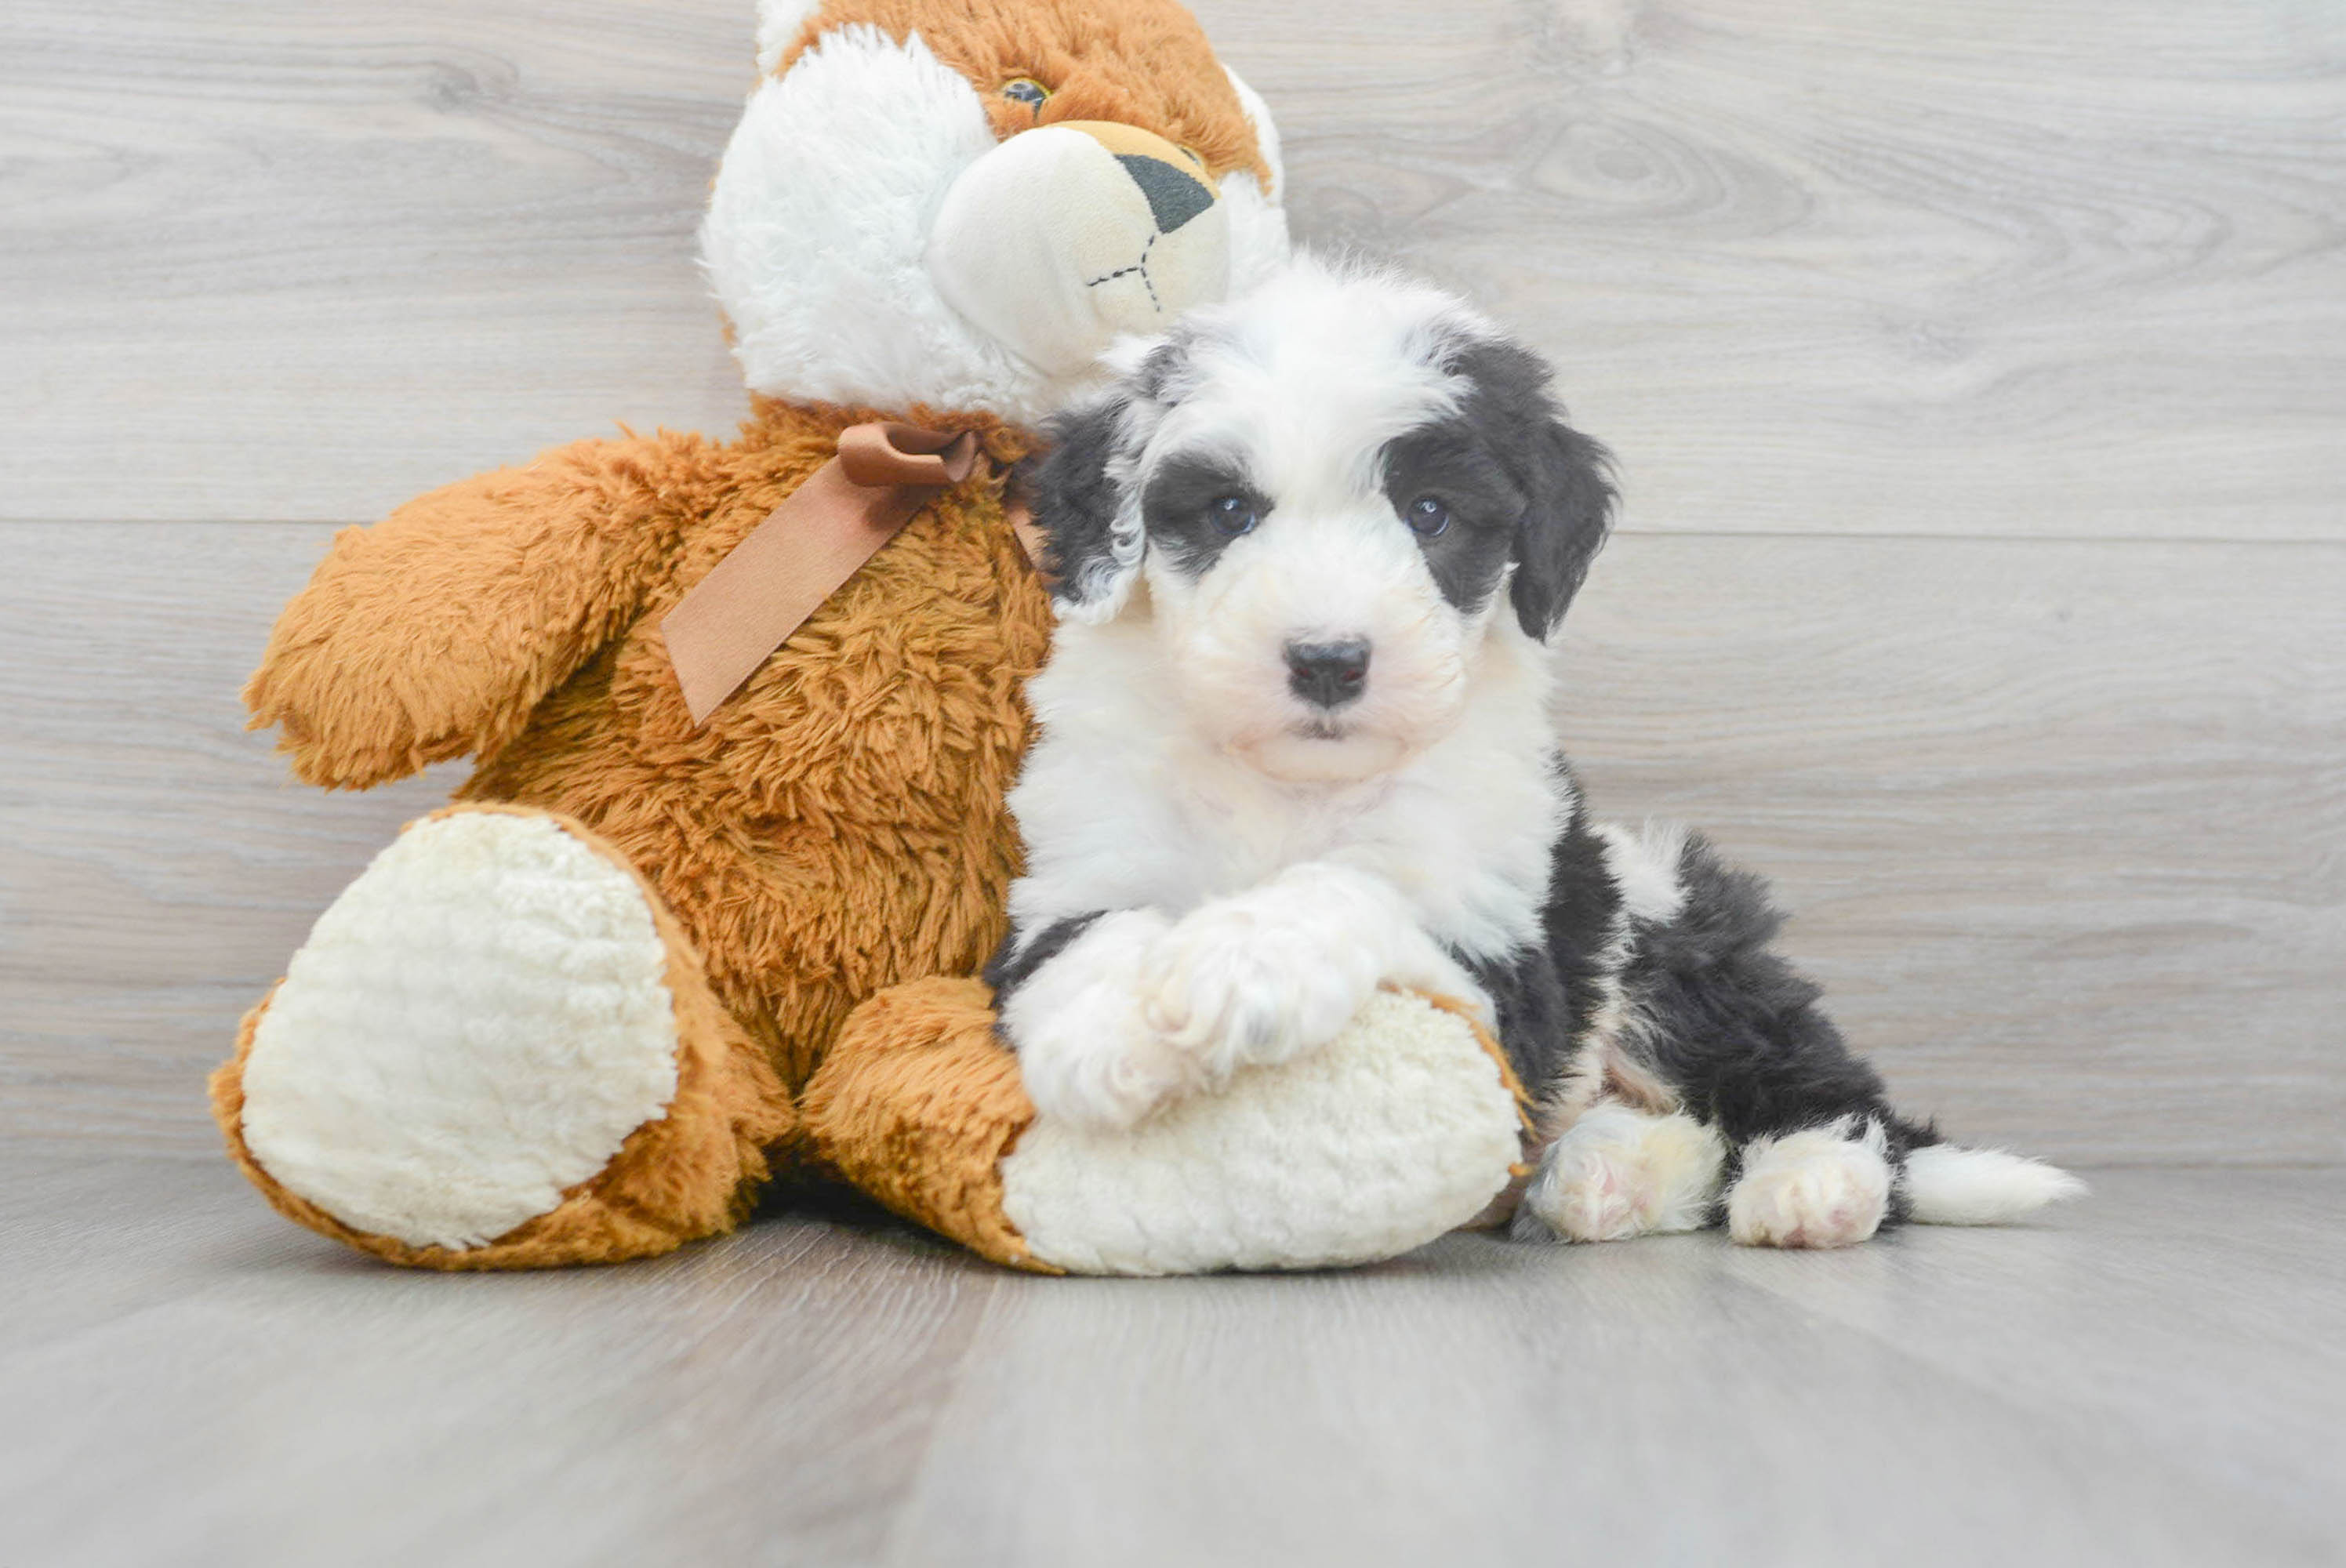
[1163,783,1381,895]
[1150,763,1550,931]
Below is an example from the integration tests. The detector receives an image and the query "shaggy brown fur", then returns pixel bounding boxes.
[246,401,1050,1102]
[775,0,1273,189]
[802,975,1058,1271]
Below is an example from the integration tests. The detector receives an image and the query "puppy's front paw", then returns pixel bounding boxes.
[1727,1120,1891,1249]
[999,911,1193,1130]
[1138,897,1380,1076]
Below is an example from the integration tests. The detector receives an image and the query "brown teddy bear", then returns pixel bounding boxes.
[210,0,1526,1275]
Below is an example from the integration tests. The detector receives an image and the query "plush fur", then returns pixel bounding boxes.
[995,989,1525,1275]
[215,0,1302,1269]
[239,810,687,1250]
[992,257,2085,1249]
[215,806,793,1271]
[243,402,1051,1096]
[706,0,1287,423]
[762,0,1276,183]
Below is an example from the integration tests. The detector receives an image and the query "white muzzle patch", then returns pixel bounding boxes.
[927,122,1231,378]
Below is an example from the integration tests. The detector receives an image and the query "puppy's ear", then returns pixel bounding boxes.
[1447,335,1616,641]
[1508,415,1615,641]
[1023,390,1142,620]
[1022,339,1182,621]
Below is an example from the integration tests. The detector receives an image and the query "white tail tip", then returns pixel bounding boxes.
[1903,1144,2087,1226]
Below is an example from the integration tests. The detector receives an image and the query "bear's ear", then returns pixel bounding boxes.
[754,0,821,75]
[1222,66,1285,200]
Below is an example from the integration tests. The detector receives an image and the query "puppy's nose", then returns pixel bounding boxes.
[1285,639,1371,709]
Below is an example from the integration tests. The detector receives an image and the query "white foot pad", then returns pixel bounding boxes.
[1000,990,1522,1276]
[1522,1104,1727,1242]
[241,812,681,1250]
[1727,1120,1892,1249]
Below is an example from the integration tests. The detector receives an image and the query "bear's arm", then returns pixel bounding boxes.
[245,430,723,789]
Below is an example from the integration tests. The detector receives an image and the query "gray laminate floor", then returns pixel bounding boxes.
[2,1157,2338,1567]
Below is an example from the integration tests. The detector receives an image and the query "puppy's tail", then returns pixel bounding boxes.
[1903,1142,2087,1225]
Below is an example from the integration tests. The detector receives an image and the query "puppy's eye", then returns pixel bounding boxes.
[1406,496,1451,538]
[1208,495,1260,537]
[1001,78,1051,111]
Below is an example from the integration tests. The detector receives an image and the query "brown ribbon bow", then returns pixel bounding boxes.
[662,422,979,726]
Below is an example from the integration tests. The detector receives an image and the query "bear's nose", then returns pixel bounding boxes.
[1285,639,1371,710]
[1115,154,1215,234]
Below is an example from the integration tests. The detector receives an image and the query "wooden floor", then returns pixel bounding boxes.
[2,3,2341,1561]
[2,1156,2338,1567]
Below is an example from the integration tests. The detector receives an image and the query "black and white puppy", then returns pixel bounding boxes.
[985,258,2081,1249]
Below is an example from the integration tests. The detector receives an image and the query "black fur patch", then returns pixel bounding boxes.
[1141,449,1267,579]
[1378,423,1526,616]
[982,913,1105,1013]
[1024,395,1133,610]
[1457,761,1619,1094]
[1608,830,1939,1221]
[1458,946,1570,1092]
[1538,775,1627,1057]
[1440,339,1617,639]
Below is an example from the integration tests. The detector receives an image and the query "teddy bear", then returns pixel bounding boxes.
[209,0,1528,1276]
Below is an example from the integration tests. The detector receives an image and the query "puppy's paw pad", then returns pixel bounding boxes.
[1523,1106,1727,1243]
[1727,1125,1890,1249]
[1539,1149,1643,1242]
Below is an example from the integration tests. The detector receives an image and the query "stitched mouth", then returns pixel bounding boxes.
[1084,231,1162,310]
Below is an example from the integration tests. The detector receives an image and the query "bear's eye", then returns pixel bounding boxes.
[1208,495,1260,537]
[1406,496,1451,538]
[1001,78,1051,111]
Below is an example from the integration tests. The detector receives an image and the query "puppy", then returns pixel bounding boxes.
[985,257,2081,1249]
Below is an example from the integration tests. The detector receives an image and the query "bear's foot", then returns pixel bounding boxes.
[213,805,792,1269]
[808,981,1527,1276]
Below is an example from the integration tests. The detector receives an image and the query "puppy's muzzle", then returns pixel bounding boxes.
[1285,638,1371,710]
[925,120,1232,378]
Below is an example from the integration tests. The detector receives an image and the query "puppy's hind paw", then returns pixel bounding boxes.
[1727,1120,1892,1249]
[1517,1104,1726,1243]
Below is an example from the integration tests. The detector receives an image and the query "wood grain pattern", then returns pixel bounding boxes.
[3,0,2341,538]
[3,1157,2341,1566]
[0,0,755,523]
[1217,0,2346,543]
[4,522,2338,1162]
[0,1157,1006,1568]
[1562,532,2346,1166]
